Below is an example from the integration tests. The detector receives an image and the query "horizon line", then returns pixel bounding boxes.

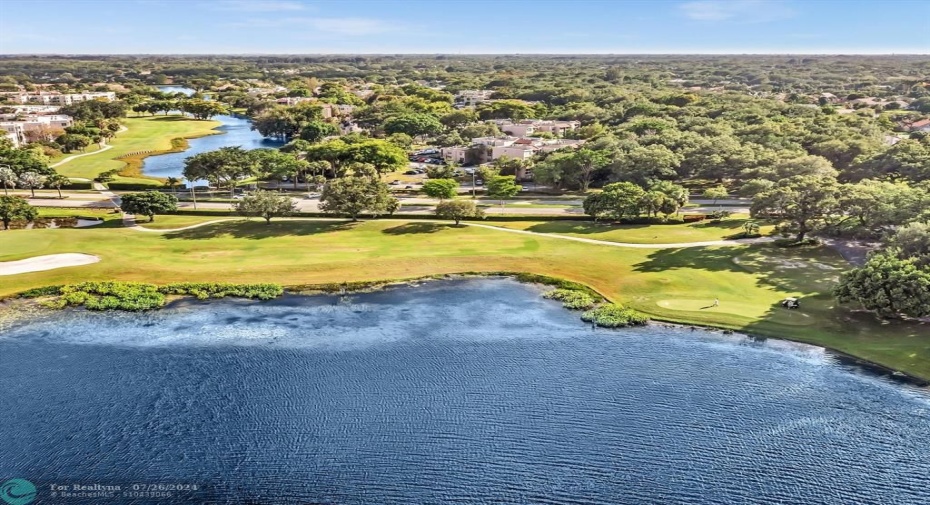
[1,52,928,57]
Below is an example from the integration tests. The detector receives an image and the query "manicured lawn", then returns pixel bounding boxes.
[53,115,221,181]
[37,207,119,219]
[48,142,105,163]
[488,216,775,244]
[138,215,239,229]
[0,219,926,380]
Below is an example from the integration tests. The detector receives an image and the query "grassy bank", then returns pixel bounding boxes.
[488,217,775,244]
[0,219,926,381]
[54,115,222,182]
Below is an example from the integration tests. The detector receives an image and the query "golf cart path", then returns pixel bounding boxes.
[0,253,100,276]
[130,217,775,248]
[50,145,114,168]
[49,126,127,168]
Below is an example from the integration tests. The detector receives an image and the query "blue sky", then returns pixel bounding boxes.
[0,0,927,54]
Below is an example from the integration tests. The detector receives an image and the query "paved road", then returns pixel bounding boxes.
[26,195,746,217]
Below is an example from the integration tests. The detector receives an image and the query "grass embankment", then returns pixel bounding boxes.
[0,220,926,381]
[489,217,775,244]
[54,115,222,184]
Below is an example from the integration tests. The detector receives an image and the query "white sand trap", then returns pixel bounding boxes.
[0,253,100,276]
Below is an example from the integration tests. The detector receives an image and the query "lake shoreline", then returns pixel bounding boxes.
[118,116,224,181]
[4,273,927,388]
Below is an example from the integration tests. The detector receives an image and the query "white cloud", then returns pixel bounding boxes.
[215,0,308,12]
[679,0,796,22]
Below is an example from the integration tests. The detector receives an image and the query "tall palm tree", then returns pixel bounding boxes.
[165,177,181,195]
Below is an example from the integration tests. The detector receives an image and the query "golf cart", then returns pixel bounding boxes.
[781,297,800,309]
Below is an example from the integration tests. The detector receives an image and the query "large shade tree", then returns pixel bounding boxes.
[119,191,178,222]
[319,176,398,221]
[0,195,38,229]
[183,147,257,196]
[235,190,297,224]
[750,175,841,242]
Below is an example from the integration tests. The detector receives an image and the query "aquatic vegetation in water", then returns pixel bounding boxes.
[543,288,597,310]
[582,303,649,328]
[35,281,283,311]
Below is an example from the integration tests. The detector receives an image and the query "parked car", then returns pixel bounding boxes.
[405,185,414,189]
[405,170,418,175]
[389,180,401,185]
[475,179,484,186]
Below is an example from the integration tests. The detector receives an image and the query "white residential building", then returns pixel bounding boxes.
[491,119,580,137]
[320,103,355,119]
[1,123,25,147]
[275,96,316,106]
[0,91,116,105]
[0,114,74,147]
[455,89,495,108]
[0,105,62,114]
[246,86,287,96]
[440,136,583,165]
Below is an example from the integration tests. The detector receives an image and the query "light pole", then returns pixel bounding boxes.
[472,169,476,199]
[185,177,197,210]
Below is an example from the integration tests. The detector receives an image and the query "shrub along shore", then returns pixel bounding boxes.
[12,274,650,327]
[0,219,926,384]
[8,272,924,387]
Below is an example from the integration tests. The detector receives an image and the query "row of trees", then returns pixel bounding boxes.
[181,139,407,196]
[750,176,929,242]
[582,180,690,222]
[0,167,70,197]
[131,98,227,120]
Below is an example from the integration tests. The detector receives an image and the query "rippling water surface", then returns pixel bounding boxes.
[1,279,928,504]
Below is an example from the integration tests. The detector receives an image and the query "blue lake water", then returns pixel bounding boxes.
[142,86,282,179]
[1,279,928,504]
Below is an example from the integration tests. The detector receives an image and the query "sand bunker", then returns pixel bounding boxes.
[0,253,100,276]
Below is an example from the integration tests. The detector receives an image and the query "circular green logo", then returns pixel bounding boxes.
[0,479,36,505]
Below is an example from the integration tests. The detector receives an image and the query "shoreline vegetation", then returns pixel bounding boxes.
[115,137,190,180]
[3,273,926,388]
[0,219,926,382]
[54,116,223,184]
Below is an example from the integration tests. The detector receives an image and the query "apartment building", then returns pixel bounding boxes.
[454,90,495,108]
[0,114,74,147]
[0,91,116,105]
[440,135,583,165]
[491,119,580,137]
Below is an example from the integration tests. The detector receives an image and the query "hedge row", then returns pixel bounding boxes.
[105,182,163,191]
[62,181,93,190]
